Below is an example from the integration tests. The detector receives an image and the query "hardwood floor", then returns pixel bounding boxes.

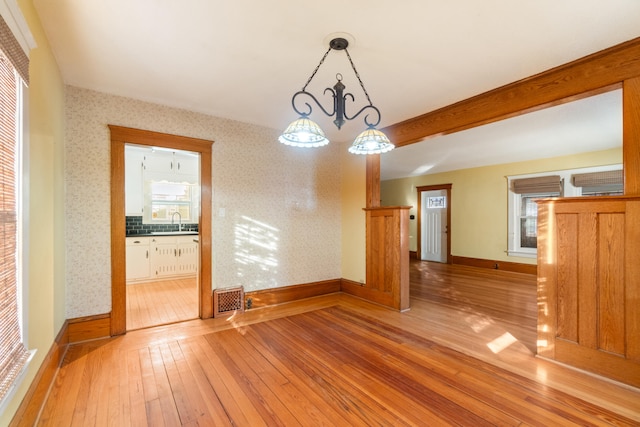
[34,261,640,426]
[126,277,198,331]
[410,261,538,353]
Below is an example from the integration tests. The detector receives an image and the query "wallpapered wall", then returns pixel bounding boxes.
[65,86,342,318]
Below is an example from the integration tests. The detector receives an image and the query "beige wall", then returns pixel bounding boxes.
[2,1,66,424]
[64,87,343,318]
[381,148,622,264]
[340,150,366,283]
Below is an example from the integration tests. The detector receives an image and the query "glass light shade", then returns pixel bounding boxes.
[348,127,395,155]
[278,117,329,148]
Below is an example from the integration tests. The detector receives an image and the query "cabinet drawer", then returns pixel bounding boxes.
[126,237,150,246]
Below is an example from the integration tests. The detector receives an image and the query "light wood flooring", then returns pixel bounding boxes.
[126,277,198,331]
[35,261,640,425]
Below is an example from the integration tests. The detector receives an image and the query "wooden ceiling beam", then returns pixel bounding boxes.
[381,37,640,148]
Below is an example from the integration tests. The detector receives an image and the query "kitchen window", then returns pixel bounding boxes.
[144,180,198,223]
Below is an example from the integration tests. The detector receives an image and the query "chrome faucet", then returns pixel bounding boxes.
[171,211,182,232]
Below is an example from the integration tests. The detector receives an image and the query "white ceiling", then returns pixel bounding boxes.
[33,1,640,179]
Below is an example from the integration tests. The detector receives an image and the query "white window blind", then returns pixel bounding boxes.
[0,15,29,403]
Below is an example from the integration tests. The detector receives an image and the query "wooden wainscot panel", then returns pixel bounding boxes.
[537,196,640,387]
[346,206,411,311]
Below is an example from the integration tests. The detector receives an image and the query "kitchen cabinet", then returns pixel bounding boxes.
[126,235,198,283]
[126,237,151,282]
[145,150,198,184]
[151,235,198,278]
[125,145,146,216]
[177,237,198,274]
[152,238,178,278]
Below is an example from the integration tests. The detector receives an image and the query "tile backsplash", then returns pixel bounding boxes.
[125,215,199,236]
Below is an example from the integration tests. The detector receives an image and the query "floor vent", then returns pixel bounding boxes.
[213,286,245,318]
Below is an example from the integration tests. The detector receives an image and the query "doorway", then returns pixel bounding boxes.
[124,144,201,330]
[416,184,452,263]
[109,125,213,336]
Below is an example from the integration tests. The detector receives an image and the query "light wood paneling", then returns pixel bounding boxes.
[537,196,640,387]
[350,206,410,310]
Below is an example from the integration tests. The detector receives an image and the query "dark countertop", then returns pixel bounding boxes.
[126,231,199,237]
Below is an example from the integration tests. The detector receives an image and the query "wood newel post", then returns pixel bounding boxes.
[624,76,640,195]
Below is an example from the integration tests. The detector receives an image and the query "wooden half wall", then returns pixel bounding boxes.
[537,196,640,388]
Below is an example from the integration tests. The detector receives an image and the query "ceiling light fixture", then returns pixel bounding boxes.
[278,37,394,155]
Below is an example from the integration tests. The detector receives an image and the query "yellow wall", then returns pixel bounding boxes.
[340,148,366,283]
[381,148,622,265]
[2,1,66,424]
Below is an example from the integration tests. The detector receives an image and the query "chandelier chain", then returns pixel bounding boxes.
[302,47,332,91]
[344,48,373,106]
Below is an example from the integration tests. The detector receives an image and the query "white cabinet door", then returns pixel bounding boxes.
[145,150,175,175]
[125,146,146,216]
[177,237,198,274]
[174,152,199,183]
[152,238,178,278]
[126,237,150,282]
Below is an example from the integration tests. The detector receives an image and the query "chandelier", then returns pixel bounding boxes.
[278,37,394,155]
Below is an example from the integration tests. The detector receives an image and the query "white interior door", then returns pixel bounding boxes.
[421,190,448,262]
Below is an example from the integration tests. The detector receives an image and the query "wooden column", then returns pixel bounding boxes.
[624,76,640,195]
[366,154,380,208]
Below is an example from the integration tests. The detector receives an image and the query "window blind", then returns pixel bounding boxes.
[0,15,28,85]
[511,175,562,194]
[572,169,623,188]
[0,41,29,403]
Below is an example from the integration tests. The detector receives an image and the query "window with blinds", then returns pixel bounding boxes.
[572,169,623,195]
[507,165,622,258]
[0,15,30,405]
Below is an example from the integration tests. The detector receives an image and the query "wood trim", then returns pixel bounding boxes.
[366,154,380,208]
[409,250,417,259]
[9,323,69,427]
[382,37,640,147]
[109,125,214,335]
[452,256,537,275]
[244,279,341,309]
[623,76,640,195]
[416,184,452,263]
[67,313,111,343]
[553,339,640,388]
